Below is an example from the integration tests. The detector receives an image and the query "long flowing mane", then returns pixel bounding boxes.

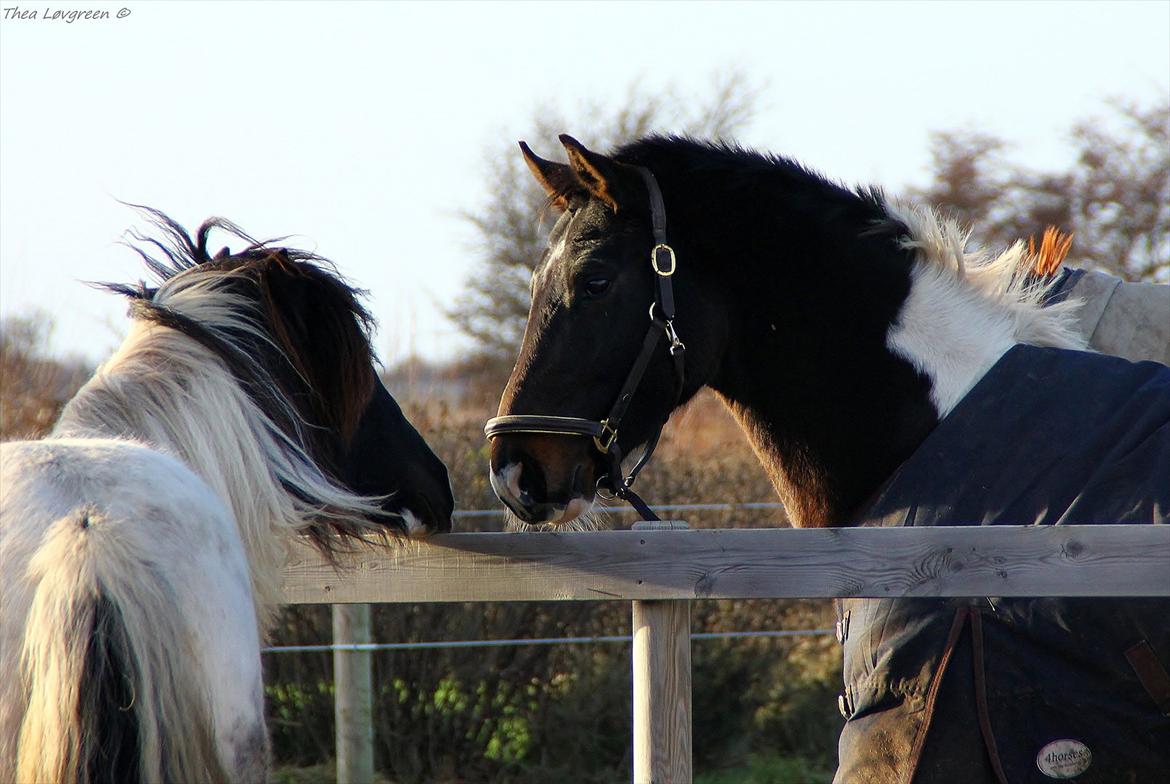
[3,210,454,784]
[52,209,390,616]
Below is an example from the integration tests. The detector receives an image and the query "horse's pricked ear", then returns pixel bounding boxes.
[559,134,632,211]
[520,141,579,209]
[1027,227,1075,278]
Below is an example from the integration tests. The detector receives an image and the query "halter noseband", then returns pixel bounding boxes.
[484,167,686,522]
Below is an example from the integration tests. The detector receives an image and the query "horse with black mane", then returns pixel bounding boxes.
[485,135,1169,783]
[1,211,453,784]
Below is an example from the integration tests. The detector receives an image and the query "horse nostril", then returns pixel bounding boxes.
[504,463,525,502]
[490,462,527,509]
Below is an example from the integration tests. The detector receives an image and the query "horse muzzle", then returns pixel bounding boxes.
[488,434,597,525]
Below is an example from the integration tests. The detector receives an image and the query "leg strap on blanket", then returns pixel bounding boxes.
[1125,640,1170,717]
[971,609,1010,784]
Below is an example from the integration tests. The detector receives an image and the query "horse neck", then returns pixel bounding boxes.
[51,322,301,621]
[666,171,1080,527]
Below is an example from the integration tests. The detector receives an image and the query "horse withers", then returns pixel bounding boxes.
[0,211,453,784]
[486,135,1169,783]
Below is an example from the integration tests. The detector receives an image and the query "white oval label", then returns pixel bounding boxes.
[1036,739,1092,779]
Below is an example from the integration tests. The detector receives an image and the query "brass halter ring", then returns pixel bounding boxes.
[651,244,676,276]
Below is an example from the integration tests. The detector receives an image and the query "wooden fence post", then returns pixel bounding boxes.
[333,603,374,784]
[631,521,692,784]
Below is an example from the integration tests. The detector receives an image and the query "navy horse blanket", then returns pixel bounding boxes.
[835,345,1170,784]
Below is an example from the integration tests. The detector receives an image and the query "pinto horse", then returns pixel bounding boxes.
[486,136,1170,783]
[1,212,453,784]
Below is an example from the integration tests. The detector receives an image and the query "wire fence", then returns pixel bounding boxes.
[451,501,786,520]
[263,628,833,654]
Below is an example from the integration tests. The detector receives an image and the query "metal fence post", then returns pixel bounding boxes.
[333,603,374,784]
[631,521,692,784]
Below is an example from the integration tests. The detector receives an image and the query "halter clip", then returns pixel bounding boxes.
[593,419,618,454]
[665,320,685,355]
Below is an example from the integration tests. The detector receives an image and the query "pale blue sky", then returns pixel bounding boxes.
[2,0,1167,366]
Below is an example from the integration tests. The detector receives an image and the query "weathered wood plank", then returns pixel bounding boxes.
[632,600,692,784]
[281,525,1170,604]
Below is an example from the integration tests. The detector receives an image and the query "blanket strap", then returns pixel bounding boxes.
[906,607,970,783]
[970,609,1010,784]
[1125,640,1170,717]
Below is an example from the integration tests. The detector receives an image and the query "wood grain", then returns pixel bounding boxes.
[632,600,692,784]
[281,525,1170,605]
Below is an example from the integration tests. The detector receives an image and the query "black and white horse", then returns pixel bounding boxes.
[1,212,453,784]
[486,136,1169,783]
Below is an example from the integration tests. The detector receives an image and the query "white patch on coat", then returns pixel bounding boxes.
[882,198,1086,416]
[401,509,429,539]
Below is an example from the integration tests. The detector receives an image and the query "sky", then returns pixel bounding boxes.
[2,0,1167,368]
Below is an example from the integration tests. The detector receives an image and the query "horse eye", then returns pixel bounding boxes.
[584,277,611,297]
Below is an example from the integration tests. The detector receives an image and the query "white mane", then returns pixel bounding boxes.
[51,265,386,626]
[881,197,1086,416]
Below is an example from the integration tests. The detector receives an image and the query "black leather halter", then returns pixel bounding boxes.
[484,167,686,521]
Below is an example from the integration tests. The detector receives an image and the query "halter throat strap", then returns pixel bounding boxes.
[484,166,686,521]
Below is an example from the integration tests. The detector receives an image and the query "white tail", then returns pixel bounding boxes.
[15,508,229,784]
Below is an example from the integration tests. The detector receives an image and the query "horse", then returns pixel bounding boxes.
[484,135,1170,783]
[0,210,454,784]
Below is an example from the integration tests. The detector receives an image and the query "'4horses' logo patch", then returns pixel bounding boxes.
[1036,739,1092,779]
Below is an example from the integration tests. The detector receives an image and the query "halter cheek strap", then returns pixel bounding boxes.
[484,166,686,522]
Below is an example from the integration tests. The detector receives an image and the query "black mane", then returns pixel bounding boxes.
[609,134,914,271]
[615,134,892,213]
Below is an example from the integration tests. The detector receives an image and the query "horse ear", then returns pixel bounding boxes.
[559,134,634,211]
[520,141,579,209]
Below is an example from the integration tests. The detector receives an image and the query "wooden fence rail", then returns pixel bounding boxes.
[283,525,1170,604]
[280,525,1170,784]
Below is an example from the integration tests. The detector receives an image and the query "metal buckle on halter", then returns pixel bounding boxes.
[651,244,676,276]
[664,320,685,355]
[593,419,618,454]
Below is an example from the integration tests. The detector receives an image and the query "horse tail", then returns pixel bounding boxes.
[16,507,229,784]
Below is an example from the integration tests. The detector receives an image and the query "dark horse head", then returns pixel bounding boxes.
[114,209,454,538]
[489,135,955,528]
[488,136,729,525]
